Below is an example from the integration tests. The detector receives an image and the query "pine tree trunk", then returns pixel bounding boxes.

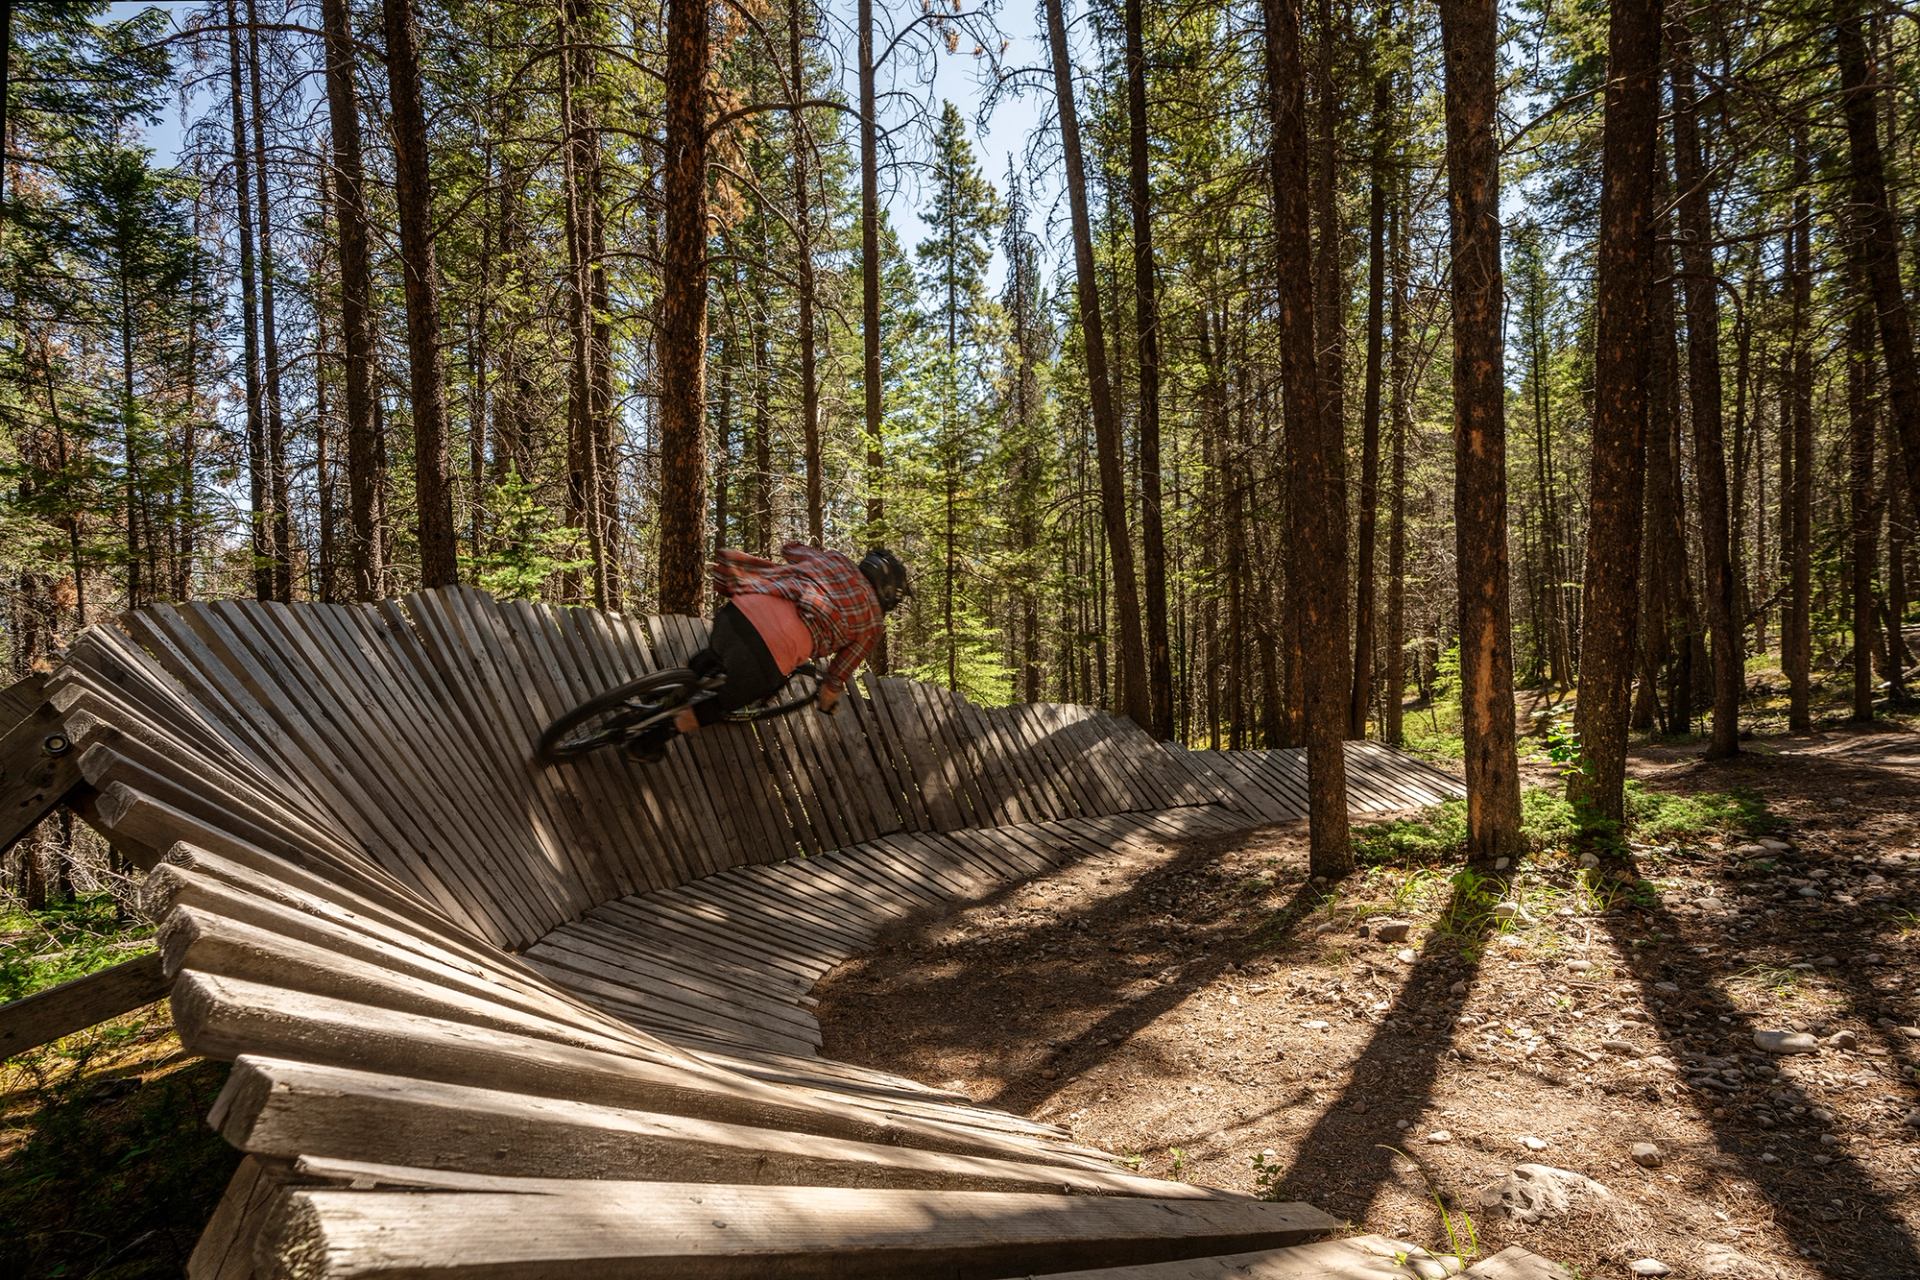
[1126,0,1173,740]
[224,0,271,603]
[752,275,772,555]
[1350,6,1391,738]
[1838,2,1920,525]
[244,0,292,601]
[858,0,886,671]
[1787,134,1813,733]
[1439,0,1523,860]
[1384,167,1408,747]
[381,0,458,588]
[558,3,596,603]
[1887,412,1911,702]
[1311,0,1343,446]
[1642,150,1691,737]
[1851,275,1878,722]
[321,0,382,600]
[790,0,823,545]
[657,0,710,613]
[1044,0,1149,726]
[1572,0,1661,835]
[1263,0,1351,876]
[1669,14,1739,755]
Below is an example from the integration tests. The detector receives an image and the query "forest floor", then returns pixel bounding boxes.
[817,708,1920,1280]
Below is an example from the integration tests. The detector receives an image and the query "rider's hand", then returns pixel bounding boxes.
[816,685,841,715]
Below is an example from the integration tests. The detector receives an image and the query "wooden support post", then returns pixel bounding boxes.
[0,694,85,857]
[0,952,169,1058]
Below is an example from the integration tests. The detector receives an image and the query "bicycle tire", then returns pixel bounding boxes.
[536,669,699,763]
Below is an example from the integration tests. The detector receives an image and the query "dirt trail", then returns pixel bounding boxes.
[817,725,1920,1280]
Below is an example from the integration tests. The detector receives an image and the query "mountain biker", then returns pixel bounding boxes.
[631,544,911,760]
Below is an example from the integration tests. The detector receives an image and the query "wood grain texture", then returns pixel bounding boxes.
[36,590,1480,1278]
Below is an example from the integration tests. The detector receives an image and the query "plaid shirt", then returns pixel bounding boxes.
[710,544,883,693]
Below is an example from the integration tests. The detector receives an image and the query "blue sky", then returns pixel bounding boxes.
[110,0,1067,290]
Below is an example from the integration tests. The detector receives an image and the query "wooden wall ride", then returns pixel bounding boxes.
[16,590,1571,1280]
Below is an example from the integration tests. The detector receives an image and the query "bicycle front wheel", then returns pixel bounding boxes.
[536,669,698,763]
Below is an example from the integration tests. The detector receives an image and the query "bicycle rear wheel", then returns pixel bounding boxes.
[536,669,698,763]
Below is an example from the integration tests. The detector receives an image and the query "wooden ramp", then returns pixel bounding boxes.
[26,589,1532,1280]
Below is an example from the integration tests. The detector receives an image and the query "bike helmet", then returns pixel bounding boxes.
[859,548,913,613]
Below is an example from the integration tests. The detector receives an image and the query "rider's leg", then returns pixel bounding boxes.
[641,604,783,753]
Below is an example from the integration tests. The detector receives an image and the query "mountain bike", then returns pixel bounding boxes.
[536,662,824,764]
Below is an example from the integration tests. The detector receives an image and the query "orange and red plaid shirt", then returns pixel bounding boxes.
[709,544,883,693]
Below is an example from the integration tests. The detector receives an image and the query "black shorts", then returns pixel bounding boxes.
[688,602,788,725]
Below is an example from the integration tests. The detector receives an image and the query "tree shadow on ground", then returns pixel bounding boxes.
[1267,879,1492,1225]
[1595,861,1920,1280]
[981,874,1327,1115]
[822,822,1331,1118]
[0,1044,234,1280]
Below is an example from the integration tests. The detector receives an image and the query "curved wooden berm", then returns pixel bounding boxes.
[40,588,1565,1280]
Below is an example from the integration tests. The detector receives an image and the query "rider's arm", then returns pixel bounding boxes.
[824,627,878,696]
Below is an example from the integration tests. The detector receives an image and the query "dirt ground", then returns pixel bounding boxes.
[816,724,1920,1280]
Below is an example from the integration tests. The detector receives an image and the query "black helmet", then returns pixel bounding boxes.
[859,548,912,613]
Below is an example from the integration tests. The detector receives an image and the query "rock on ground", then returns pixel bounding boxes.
[1475,1164,1613,1225]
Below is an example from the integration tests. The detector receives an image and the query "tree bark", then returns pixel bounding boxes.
[1851,276,1879,722]
[790,0,823,545]
[1838,2,1920,524]
[657,0,710,613]
[1384,160,1408,747]
[558,0,610,606]
[1126,0,1173,740]
[1263,0,1351,876]
[1669,14,1739,755]
[321,0,382,601]
[381,0,458,587]
[858,0,886,671]
[1572,0,1661,834]
[1043,0,1149,726]
[224,0,271,603]
[1350,3,1392,738]
[1439,0,1523,860]
[244,0,292,601]
[1786,131,1813,733]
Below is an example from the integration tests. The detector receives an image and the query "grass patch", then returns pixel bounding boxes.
[1354,782,1777,869]
[1,893,155,1004]
[1623,784,1780,844]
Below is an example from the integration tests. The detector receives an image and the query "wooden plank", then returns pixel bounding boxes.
[588,897,825,985]
[0,951,167,1057]
[386,595,609,916]
[253,1181,1335,1280]
[0,696,84,856]
[496,600,665,896]
[148,849,645,1048]
[216,1055,1218,1198]
[160,905,681,1060]
[167,602,527,945]
[187,1156,280,1280]
[433,588,619,912]
[854,673,931,829]
[224,602,561,943]
[169,973,1138,1169]
[1008,1234,1464,1279]
[152,868,646,1053]
[0,672,47,729]
[308,604,583,908]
